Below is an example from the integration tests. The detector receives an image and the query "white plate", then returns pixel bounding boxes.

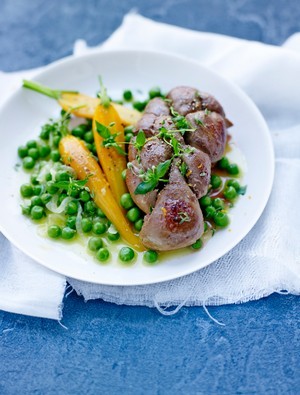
[0,50,274,286]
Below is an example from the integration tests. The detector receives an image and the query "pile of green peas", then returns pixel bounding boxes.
[198,157,245,230]
[18,116,159,265]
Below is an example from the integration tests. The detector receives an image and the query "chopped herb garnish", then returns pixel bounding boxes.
[53,178,89,196]
[195,117,205,127]
[95,121,126,156]
[134,159,172,195]
[178,212,191,224]
[134,130,146,151]
[97,76,110,108]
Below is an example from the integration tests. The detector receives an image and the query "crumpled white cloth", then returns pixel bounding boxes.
[1,14,300,320]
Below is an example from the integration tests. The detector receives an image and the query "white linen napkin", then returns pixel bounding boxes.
[1,14,300,320]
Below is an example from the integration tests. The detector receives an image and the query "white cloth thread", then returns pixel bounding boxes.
[0,14,299,319]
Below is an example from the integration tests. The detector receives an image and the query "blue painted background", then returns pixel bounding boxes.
[0,1,300,393]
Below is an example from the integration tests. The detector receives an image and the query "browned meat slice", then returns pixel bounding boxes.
[199,92,225,117]
[167,86,201,116]
[126,160,158,214]
[140,161,204,251]
[135,113,157,137]
[128,136,137,162]
[182,148,211,199]
[185,111,227,163]
[140,138,173,169]
[144,97,170,116]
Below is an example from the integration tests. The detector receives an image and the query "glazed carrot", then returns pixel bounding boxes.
[92,104,128,204]
[22,80,142,126]
[59,135,145,251]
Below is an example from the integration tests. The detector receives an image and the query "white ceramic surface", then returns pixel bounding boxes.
[0,50,274,285]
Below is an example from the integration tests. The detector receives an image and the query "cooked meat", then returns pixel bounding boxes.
[125,160,158,214]
[135,113,157,137]
[167,86,202,116]
[167,86,226,118]
[185,111,227,163]
[199,92,225,117]
[144,97,170,116]
[128,136,137,162]
[140,160,204,251]
[140,138,173,169]
[182,147,211,199]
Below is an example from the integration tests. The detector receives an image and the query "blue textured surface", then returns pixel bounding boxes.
[0,1,300,393]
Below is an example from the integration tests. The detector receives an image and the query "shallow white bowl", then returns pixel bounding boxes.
[0,50,274,286]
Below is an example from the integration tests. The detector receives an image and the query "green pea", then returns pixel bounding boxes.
[66,216,77,230]
[80,190,91,202]
[123,90,133,101]
[81,218,93,233]
[92,222,107,235]
[210,174,222,189]
[45,173,52,182]
[85,143,93,151]
[212,198,225,210]
[84,201,97,215]
[32,184,44,196]
[23,156,35,170]
[191,239,203,250]
[119,247,135,262]
[218,157,230,170]
[66,200,79,215]
[88,236,103,251]
[227,179,240,192]
[96,207,106,218]
[18,145,28,158]
[58,193,68,206]
[26,140,38,149]
[41,193,52,205]
[223,186,237,200]
[20,184,34,198]
[55,171,70,182]
[61,226,76,240]
[30,206,44,220]
[91,144,98,156]
[39,145,51,158]
[53,135,61,148]
[46,182,59,195]
[134,218,144,232]
[51,150,60,162]
[214,212,230,227]
[122,169,127,180]
[149,86,162,99]
[133,101,148,112]
[96,247,110,262]
[27,148,39,161]
[84,131,94,144]
[120,193,134,210]
[48,225,61,239]
[227,163,239,175]
[124,125,134,134]
[30,174,39,185]
[40,125,51,140]
[205,205,216,218]
[125,133,134,143]
[69,186,80,198]
[72,125,86,139]
[21,205,31,216]
[127,207,142,222]
[199,196,212,207]
[107,231,120,241]
[31,196,43,207]
[144,250,158,264]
